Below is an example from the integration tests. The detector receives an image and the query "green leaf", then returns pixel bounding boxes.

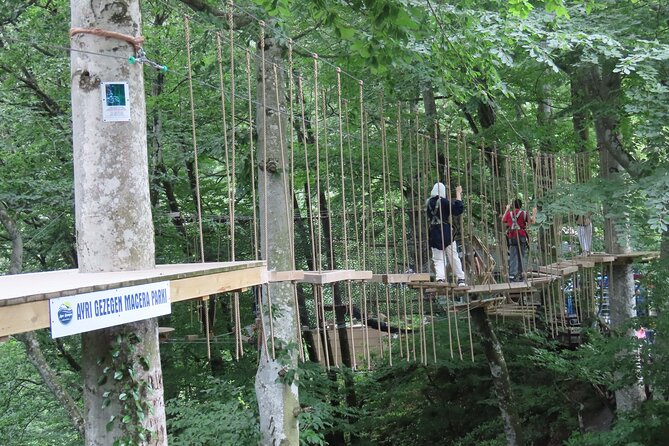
[139,356,150,371]
[113,370,124,381]
[119,392,128,401]
[338,26,356,40]
[106,416,116,432]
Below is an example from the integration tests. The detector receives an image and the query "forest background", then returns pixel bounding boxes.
[1,0,669,445]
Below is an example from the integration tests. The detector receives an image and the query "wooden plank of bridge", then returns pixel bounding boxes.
[563,259,595,268]
[467,282,534,294]
[0,261,266,337]
[537,263,580,275]
[487,304,537,318]
[613,251,660,264]
[451,295,506,311]
[582,253,616,263]
[370,273,432,284]
[267,270,305,282]
[300,270,373,284]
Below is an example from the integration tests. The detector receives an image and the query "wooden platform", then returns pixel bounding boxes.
[0,261,266,337]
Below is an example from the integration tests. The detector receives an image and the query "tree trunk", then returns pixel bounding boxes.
[592,64,645,412]
[0,203,23,274]
[254,37,300,445]
[70,1,166,444]
[570,68,591,157]
[470,307,525,446]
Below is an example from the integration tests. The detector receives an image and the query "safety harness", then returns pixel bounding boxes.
[428,197,443,225]
[509,209,526,231]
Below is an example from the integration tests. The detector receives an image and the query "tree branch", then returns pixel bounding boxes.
[15,332,85,438]
[177,0,252,28]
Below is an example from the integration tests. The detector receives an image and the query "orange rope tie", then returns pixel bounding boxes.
[69,27,144,51]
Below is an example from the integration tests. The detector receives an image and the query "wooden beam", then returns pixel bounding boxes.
[158,327,175,342]
[0,300,50,337]
[170,266,265,302]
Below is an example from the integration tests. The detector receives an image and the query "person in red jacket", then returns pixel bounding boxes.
[502,199,537,282]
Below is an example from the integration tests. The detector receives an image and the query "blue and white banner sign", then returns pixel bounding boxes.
[49,281,171,338]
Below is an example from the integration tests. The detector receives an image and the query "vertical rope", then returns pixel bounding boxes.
[184,16,211,361]
[245,50,259,261]
[379,97,393,365]
[335,68,357,369]
[357,81,371,369]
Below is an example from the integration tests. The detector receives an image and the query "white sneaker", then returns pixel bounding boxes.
[457,279,467,287]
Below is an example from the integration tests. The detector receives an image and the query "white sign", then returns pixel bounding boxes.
[101,81,130,122]
[49,281,171,338]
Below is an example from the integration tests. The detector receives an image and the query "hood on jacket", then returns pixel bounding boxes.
[430,182,446,198]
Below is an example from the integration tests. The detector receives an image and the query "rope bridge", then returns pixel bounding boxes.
[2,1,650,365]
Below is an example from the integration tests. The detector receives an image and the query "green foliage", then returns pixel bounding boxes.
[167,376,259,446]
[566,401,669,446]
[0,339,82,446]
[97,332,154,445]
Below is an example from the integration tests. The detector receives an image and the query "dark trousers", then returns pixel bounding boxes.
[508,236,528,280]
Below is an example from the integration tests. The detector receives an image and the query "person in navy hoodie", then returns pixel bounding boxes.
[425,182,466,286]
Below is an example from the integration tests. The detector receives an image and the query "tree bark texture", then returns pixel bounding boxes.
[70,1,166,444]
[470,307,525,446]
[254,37,300,445]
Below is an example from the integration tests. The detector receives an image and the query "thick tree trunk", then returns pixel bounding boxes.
[470,307,525,446]
[592,64,645,412]
[570,68,591,157]
[254,37,300,445]
[422,80,441,143]
[70,1,166,444]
